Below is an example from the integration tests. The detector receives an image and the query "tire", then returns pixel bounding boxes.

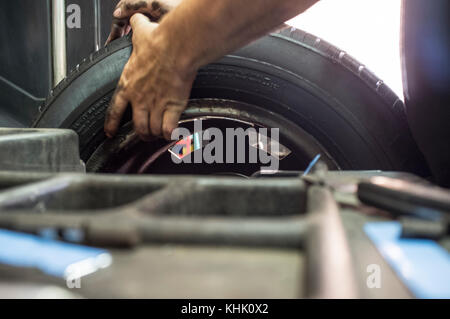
[33,27,429,175]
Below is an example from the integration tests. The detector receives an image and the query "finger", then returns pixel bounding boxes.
[129,12,159,32]
[105,84,129,138]
[133,104,151,141]
[125,24,132,35]
[105,18,128,45]
[115,0,170,21]
[162,105,184,140]
[115,0,151,19]
[150,104,164,137]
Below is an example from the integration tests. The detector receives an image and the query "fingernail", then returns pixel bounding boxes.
[104,128,112,138]
[113,8,122,18]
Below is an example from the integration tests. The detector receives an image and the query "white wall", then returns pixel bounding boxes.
[287,0,404,100]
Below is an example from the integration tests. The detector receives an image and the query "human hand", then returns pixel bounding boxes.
[105,0,182,45]
[104,13,197,141]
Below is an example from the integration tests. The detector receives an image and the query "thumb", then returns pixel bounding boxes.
[130,12,156,31]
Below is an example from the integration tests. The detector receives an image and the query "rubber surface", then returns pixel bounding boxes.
[33,27,429,174]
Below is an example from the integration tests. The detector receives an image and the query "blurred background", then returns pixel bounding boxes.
[288,0,403,100]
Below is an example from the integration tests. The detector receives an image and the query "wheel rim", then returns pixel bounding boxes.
[87,99,339,175]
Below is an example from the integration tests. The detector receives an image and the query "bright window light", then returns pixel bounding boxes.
[287,0,404,100]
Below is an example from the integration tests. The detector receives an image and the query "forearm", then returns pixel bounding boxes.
[154,0,318,74]
[105,0,319,140]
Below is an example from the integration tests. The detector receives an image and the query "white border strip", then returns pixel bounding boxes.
[52,0,67,87]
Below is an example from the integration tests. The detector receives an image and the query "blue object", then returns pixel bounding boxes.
[0,229,111,278]
[365,222,450,299]
[303,154,321,176]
